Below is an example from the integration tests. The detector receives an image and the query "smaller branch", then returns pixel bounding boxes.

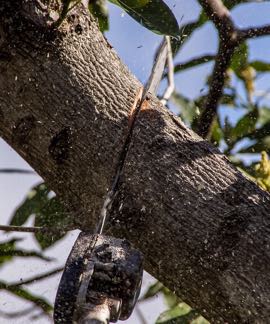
[0,249,52,262]
[196,41,235,138]
[238,24,270,41]
[173,54,215,74]
[0,168,35,174]
[161,37,175,106]
[0,225,43,233]
[136,306,147,324]
[9,267,63,288]
[0,224,71,234]
[0,306,36,319]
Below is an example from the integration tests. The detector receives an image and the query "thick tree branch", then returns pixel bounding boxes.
[1,1,270,322]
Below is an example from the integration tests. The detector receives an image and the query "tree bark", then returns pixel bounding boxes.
[1,1,270,322]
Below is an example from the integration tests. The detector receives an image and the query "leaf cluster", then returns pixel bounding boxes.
[141,281,209,323]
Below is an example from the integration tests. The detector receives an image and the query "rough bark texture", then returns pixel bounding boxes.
[1,1,270,323]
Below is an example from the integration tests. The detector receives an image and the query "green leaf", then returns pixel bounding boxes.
[0,282,52,314]
[211,118,223,145]
[156,303,193,323]
[89,0,109,32]
[249,122,270,143]
[250,60,270,72]
[239,136,270,154]
[230,107,258,143]
[34,197,67,249]
[230,42,256,97]
[140,281,164,300]
[10,183,49,226]
[171,92,199,125]
[230,42,249,76]
[9,182,68,249]
[109,0,179,36]
[258,107,270,125]
[0,238,52,264]
[161,287,180,308]
[0,238,19,265]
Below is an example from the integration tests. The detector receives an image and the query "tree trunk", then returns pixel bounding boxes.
[1,1,270,322]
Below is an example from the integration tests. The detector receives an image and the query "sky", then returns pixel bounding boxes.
[0,1,270,323]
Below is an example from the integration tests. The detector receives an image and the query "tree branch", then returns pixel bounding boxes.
[9,267,63,287]
[196,0,270,138]
[1,1,270,322]
[173,54,215,74]
[196,41,235,138]
[239,24,270,41]
[198,0,235,36]
[0,224,70,234]
[0,168,35,174]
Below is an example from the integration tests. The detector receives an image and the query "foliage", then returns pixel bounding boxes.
[254,151,270,191]
[0,236,56,319]
[0,183,65,319]
[141,281,209,323]
[89,0,109,32]
[108,0,179,37]
[10,183,68,249]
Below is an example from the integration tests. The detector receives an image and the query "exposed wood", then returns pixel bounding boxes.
[1,1,270,322]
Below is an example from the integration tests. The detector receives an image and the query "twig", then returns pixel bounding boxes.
[0,307,36,319]
[9,267,64,288]
[136,306,147,324]
[0,224,71,234]
[161,37,175,106]
[0,250,53,262]
[0,168,35,174]
[0,225,43,233]
[173,54,215,73]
